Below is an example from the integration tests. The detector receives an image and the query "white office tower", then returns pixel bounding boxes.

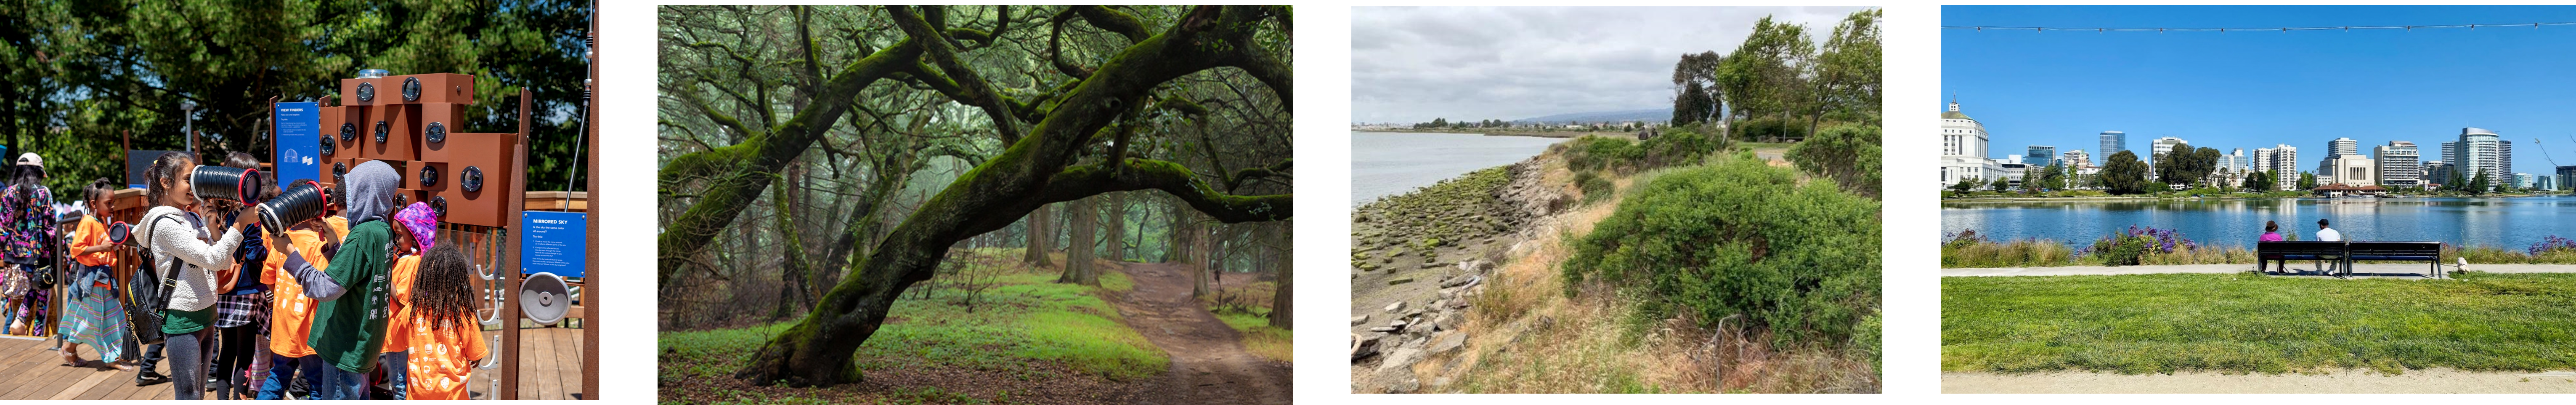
[2255,144,2300,190]
[2449,128,2513,190]
[2061,149,2093,169]
[1939,97,2002,189]
[2324,154,2375,187]
[2328,137,2358,156]
[2516,173,2534,189]
[2100,131,2128,159]
[2374,141,2421,189]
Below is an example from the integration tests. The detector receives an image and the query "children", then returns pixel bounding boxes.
[138,151,252,400]
[210,152,271,400]
[379,202,437,399]
[402,243,485,400]
[258,194,341,400]
[57,179,132,370]
[277,160,401,400]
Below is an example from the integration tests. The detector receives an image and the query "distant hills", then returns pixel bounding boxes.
[1512,108,1670,125]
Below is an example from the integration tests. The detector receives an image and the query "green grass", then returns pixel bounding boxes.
[658,258,1170,386]
[1942,238,2576,268]
[1213,312,1294,362]
[1943,272,2576,375]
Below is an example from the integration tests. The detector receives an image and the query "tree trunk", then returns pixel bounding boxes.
[1062,196,1098,285]
[727,6,1295,387]
[1266,221,1291,329]
[1173,198,1210,298]
[1023,204,1053,266]
[1103,192,1125,262]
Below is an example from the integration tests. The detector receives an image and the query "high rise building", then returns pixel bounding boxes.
[2255,144,2300,190]
[2516,173,2535,189]
[2150,136,2189,165]
[2100,131,2128,159]
[2325,154,2375,187]
[2327,137,2359,156]
[2061,149,2093,168]
[2026,146,2057,167]
[1939,97,2003,190]
[2539,174,2558,191]
[2560,166,2576,192]
[2449,128,2513,190]
[2426,160,2453,187]
[2373,141,2421,189]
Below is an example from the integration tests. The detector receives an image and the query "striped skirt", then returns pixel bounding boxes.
[58,280,127,360]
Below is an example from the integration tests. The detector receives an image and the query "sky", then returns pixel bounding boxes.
[1944,5,2576,176]
[1351,6,1874,124]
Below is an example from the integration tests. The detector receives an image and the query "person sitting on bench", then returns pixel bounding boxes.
[2314,218,2342,274]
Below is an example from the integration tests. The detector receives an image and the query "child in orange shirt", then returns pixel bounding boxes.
[257,213,340,400]
[402,243,485,400]
[56,179,131,370]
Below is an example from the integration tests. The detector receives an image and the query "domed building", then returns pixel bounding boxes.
[1939,96,2003,189]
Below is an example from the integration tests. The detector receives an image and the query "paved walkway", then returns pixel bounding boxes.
[1944,263,2576,277]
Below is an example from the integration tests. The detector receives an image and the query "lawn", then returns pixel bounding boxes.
[659,255,1170,389]
[1943,272,2576,375]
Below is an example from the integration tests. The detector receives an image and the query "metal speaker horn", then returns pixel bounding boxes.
[419,165,439,188]
[106,221,135,247]
[319,135,337,156]
[519,272,573,325]
[338,122,358,142]
[258,181,329,236]
[460,166,484,192]
[402,77,423,102]
[190,166,262,203]
[425,121,447,144]
[356,82,376,102]
[374,120,390,143]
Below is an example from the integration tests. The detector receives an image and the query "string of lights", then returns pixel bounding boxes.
[1942,22,2576,33]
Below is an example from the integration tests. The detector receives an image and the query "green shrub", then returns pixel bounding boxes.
[1565,136,1643,172]
[1560,155,1880,349]
[1785,125,1881,198]
[1641,125,1721,167]
[1731,116,1811,142]
[1574,170,1615,204]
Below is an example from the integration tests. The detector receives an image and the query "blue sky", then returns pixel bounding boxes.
[1944,5,2576,175]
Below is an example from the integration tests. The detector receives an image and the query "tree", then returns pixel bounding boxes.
[1950,176,1979,194]
[2100,150,2149,195]
[658,6,1294,386]
[2468,168,2491,195]
[2189,147,2222,187]
[1669,51,1723,126]
[1023,204,1054,266]
[1806,8,1882,135]
[1987,176,2010,192]
[1715,15,1812,140]
[2298,172,2319,189]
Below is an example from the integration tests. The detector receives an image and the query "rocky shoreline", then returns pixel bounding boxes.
[1348,151,1571,393]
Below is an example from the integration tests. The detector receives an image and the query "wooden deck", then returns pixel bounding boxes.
[0,325,582,400]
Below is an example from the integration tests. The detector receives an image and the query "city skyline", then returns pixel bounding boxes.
[1943,5,2576,177]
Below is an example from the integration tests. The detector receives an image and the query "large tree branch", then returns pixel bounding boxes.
[658,38,923,285]
[1070,5,1150,43]
[890,6,1026,144]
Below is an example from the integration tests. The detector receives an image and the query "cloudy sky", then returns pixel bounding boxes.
[1351,6,1874,124]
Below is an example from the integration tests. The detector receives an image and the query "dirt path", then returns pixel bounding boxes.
[1944,370,2576,393]
[1112,262,1292,405]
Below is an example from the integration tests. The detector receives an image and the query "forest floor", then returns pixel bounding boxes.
[1111,262,1293,405]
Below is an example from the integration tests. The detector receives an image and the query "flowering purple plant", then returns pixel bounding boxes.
[2530,235,2576,256]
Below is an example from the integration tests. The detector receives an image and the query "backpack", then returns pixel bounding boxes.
[125,215,190,345]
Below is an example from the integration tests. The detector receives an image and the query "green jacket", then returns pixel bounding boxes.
[306,220,393,373]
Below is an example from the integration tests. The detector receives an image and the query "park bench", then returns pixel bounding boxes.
[2342,241,2446,279]
[2255,241,2348,276]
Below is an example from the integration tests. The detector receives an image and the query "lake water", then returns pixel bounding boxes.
[1942,197,2576,249]
[1351,131,1568,206]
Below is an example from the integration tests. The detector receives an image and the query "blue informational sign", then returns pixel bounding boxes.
[520,210,587,277]
[273,102,321,187]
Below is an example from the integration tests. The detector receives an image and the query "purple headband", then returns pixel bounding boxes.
[394,202,438,253]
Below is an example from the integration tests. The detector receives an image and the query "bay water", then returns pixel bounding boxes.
[1350,131,1567,206]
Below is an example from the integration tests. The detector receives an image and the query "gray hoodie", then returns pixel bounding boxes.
[342,160,398,225]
